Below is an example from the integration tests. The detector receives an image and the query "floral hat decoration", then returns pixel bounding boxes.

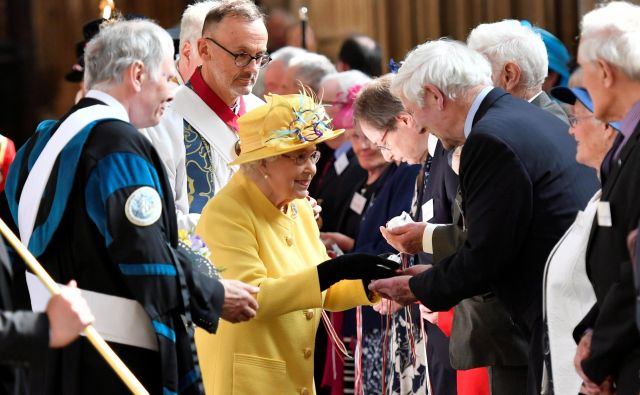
[230,90,344,165]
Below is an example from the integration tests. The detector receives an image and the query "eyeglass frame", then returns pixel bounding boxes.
[204,37,271,68]
[375,128,391,151]
[281,150,321,166]
[568,114,596,128]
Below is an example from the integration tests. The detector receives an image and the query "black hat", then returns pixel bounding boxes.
[65,18,106,83]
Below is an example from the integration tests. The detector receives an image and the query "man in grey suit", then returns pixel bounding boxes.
[0,237,93,394]
[467,19,568,123]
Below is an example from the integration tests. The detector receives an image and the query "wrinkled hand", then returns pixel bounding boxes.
[220,280,259,323]
[575,330,603,395]
[373,298,404,315]
[379,222,426,255]
[320,232,354,252]
[368,275,417,306]
[47,280,94,348]
[627,228,638,266]
[306,194,322,221]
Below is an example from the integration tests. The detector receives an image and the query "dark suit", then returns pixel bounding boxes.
[574,119,640,394]
[409,88,598,394]
[0,237,49,395]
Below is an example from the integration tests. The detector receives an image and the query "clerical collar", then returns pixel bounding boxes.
[188,67,246,130]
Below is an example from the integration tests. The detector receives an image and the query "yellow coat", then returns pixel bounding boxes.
[195,171,373,395]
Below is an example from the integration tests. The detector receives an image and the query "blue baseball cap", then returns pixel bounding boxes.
[520,21,570,87]
[551,86,622,131]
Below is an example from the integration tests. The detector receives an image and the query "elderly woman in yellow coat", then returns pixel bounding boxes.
[195,93,397,395]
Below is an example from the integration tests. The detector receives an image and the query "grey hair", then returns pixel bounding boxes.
[180,1,220,52]
[239,156,278,174]
[391,39,492,106]
[467,19,548,91]
[354,74,404,132]
[320,70,372,98]
[270,46,308,65]
[84,19,174,90]
[202,0,264,35]
[579,1,640,80]
[288,52,337,93]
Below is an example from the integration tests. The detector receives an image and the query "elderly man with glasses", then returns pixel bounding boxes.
[143,0,268,231]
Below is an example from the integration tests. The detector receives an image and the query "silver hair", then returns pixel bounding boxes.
[84,19,174,90]
[391,39,492,106]
[239,156,278,174]
[179,1,220,52]
[319,70,371,98]
[467,19,548,91]
[579,1,640,80]
[270,46,308,65]
[288,52,337,93]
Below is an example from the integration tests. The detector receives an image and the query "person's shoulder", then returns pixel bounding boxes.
[84,120,154,160]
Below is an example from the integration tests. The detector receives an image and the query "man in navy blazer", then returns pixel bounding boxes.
[369,40,598,394]
[572,3,640,394]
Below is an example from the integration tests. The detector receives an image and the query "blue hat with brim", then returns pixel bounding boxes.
[520,21,570,86]
[551,86,622,131]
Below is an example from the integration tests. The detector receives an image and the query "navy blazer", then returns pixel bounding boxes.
[409,87,598,333]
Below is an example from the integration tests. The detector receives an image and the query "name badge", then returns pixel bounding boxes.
[334,153,349,175]
[597,201,612,227]
[421,199,434,222]
[350,192,367,215]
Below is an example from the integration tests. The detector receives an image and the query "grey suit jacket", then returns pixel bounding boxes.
[432,188,529,369]
[531,91,569,124]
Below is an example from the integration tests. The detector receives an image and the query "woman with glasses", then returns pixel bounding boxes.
[194,93,398,395]
[542,86,620,395]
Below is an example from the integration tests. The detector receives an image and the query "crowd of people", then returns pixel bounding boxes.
[1,0,640,395]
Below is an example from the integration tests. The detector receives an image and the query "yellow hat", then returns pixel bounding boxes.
[230,93,344,165]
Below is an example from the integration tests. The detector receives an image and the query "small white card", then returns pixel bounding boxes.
[597,201,612,227]
[386,211,414,229]
[422,199,434,222]
[334,153,349,175]
[350,192,367,215]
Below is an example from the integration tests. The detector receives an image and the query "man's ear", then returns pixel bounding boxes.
[197,37,210,61]
[181,41,192,63]
[126,60,145,92]
[597,59,615,89]
[503,62,522,92]
[423,84,445,111]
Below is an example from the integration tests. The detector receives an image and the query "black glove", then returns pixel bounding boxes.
[316,253,400,291]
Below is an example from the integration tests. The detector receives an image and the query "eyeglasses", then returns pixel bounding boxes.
[568,114,595,128]
[281,150,321,166]
[376,129,391,151]
[205,37,271,68]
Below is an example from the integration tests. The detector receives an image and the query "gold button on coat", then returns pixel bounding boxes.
[300,388,310,395]
[303,347,312,359]
[304,309,314,320]
[285,235,293,246]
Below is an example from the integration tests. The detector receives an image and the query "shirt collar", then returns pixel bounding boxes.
[84,90,130,123]
[463,86,494,138]
[528,91,543,103]
[334,141,352,159]
[188,67,246,130]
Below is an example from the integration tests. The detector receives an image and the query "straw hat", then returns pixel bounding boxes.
[230,92,344,165]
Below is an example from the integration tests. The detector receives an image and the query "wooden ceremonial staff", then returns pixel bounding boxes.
[0,218,149,395]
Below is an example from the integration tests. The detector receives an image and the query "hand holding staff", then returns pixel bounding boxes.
[0,218,149,395]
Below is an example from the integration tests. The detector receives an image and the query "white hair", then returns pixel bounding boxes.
[288,52,337,93]
[179,1,220,52]
[467,19,548,90]
[391,39,492,106]
[320,70,371,98]
[579,1,640,80]
[270,46,308,65]
[84,19,174,90]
